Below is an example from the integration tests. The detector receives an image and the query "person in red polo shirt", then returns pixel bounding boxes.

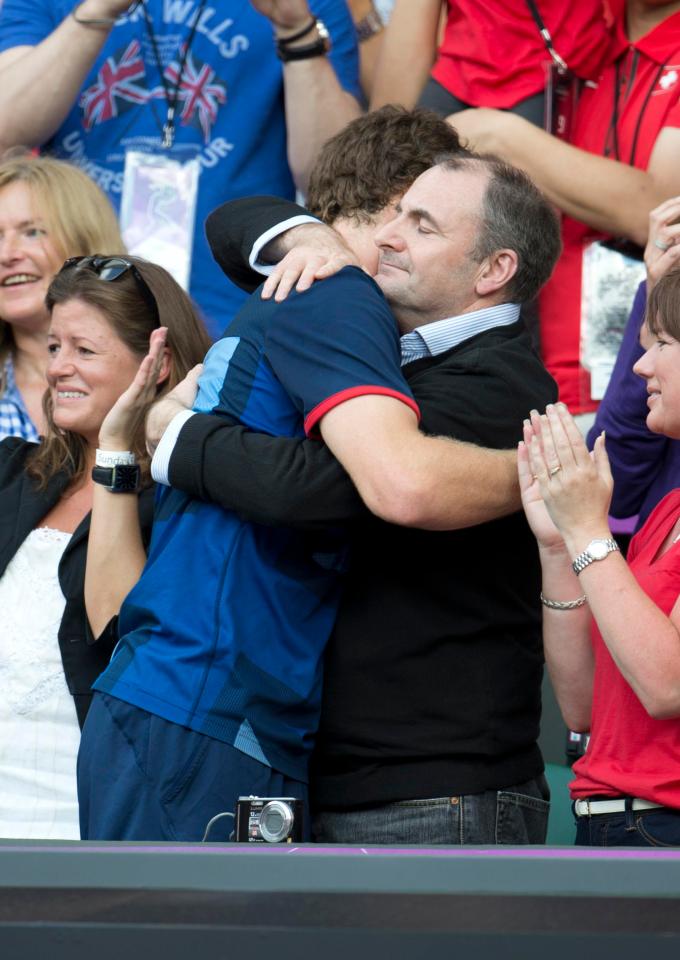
[452,0,680,417]
[371,1,612,123]
[429,0,612,125]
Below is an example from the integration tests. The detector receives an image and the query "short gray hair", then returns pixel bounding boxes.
[435,154,562,303]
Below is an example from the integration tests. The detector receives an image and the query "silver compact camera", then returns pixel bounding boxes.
[234,796,304,843]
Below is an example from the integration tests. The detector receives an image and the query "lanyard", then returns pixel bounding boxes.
[524,0,568,72]
[139,0,209,148]
[607,54,665,166]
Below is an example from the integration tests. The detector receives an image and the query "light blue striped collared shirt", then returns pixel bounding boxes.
[399,302,520,366]
[0,358,40,443]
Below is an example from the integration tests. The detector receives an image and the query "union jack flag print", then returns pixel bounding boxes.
[152,49,227,143]
[80,40,148,130]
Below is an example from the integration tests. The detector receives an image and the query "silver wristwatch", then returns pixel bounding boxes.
[355,9,383,42]
[571,537,619,575]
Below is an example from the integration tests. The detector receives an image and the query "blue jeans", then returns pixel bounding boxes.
[312,775,550,845]
[575,802,680,847]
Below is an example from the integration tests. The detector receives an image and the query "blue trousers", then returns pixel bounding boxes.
[312,775,550,845]
[575,801,680,847]
[77,692,308,841]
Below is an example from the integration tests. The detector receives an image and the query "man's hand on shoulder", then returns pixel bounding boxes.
[262,223,361,301]
[145,364,203,457]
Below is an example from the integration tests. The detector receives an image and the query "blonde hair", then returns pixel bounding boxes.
[0,153,125,378]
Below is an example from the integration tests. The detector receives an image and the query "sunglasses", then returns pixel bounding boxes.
[59,256,160,325]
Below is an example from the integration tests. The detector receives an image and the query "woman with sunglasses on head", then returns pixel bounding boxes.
[0,153,125,442]
[0,254,210,839]
[520,266,680,847]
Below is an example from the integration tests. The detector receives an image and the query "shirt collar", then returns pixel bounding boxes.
[400,302,520,362]
[611,10,680,64]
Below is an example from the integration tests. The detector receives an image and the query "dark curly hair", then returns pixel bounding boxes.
[306,105,470,225]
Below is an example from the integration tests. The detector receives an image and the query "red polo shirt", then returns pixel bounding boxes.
[571,489,680,808]
[431,0,613,108]
[540,10,680,412]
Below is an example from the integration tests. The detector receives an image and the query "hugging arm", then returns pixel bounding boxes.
[167,412,366,531]
[205,196,317,292]
[205,196,357,301]
[165,407,519,533]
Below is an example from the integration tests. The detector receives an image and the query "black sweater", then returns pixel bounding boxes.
[312,324,556,808]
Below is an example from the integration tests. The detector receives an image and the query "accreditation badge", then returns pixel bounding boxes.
[544,61,580,142]
[120,150,200,291]
[580,240,646,401]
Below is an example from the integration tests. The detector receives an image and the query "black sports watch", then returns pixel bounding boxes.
[92,463,141,493]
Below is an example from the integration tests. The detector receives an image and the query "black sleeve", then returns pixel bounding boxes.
[205,195,313,293]
[168,413,367,531]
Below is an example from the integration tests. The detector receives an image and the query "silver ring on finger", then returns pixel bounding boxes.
[654,238,672,252]
[549,465,561,477]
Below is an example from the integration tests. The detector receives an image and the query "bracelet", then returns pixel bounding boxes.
[276,20,330,62]
[96,448,137,467]
[276,17,317,46]
[540,592,588,610]
[71,2,118,27]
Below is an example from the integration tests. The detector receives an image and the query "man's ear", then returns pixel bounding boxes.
[475,249,518,297]
[157,347,172,387]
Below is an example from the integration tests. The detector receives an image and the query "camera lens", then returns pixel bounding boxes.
[259,800,294,842]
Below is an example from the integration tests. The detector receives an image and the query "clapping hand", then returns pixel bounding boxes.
[645,196,680,291]
[518,417,564,551]
[522,404,613,552]
[98,326,168,452]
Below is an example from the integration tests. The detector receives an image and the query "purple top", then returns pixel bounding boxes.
[587,281,680,529]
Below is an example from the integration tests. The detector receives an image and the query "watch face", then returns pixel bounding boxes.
[113,465,140,491]
[588,540,609,560]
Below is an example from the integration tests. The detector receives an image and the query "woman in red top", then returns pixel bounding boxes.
[520,264,680,846]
